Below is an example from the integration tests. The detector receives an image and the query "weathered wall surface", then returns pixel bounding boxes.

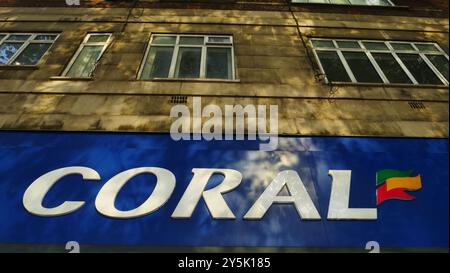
[0,7,448,137]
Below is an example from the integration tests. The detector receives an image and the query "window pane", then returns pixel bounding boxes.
[0,35,6,41]
[6,35,30,41]
[175,47,202,78]
[141,46,174,79]
[363,42,389,50]
[0,42,23,64]
[87,35,109,43]
[415,43,440,52]
[206,47,232,79]
[179,37,204,45]
[397,54,443,85]
[311,40,335,48]
[66,45,103,78]
[309,0,329,3]
[152,36,176,45]
[208,37,231,44]
[390,43,415,51]
[343,52,383,83]
[316,51,351,82]
[12,43,51,65]
[426,55,449,81]
[34,35,58,41]
[372,53,412,84]
[336,41,361,48]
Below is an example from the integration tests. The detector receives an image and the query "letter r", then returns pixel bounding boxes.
[171,168,242,219]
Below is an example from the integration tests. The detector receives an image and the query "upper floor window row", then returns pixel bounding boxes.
[311,38,449,86]
[292,0,395,6]
[139,34,235,80]
[0,33,58,65]
[1,32,448,87]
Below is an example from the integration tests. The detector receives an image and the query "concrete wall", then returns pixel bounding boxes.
[0,7,448,137]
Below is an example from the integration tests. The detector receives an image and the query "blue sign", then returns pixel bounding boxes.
[0,131,448,249]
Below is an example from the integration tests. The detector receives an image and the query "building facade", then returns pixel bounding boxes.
[0,0,448,252]
[0,0,448,136]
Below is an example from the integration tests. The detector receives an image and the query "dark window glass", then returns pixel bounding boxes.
[142,46,174,79]
[206,47,232,79]
[312,40,335,48]
[390,43,415,51]
[398,54,443,85]
[342,52,383,83]
[363,42,389,50]
[426,55,449,81]
[13,43,51,65]
[175,47,201,78]
[336,41,361,49]
[316,51,351,82]
[415,44,439,52]
[372,53,412,84]
[179,37,204,45]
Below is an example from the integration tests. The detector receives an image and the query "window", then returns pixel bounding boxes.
[0,33,58,65]
[292,0,394,6]
[139,34,235,80]
[311,38,449,86]
[62,33,112,78]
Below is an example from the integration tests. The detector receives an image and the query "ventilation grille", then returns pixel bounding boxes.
[170,96,188,104]
[408,101,426,109]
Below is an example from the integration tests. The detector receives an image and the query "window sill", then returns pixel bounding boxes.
[0,65,39,70]
[146,78,241,83]
[49,76,94,81]
[325,81,448,89]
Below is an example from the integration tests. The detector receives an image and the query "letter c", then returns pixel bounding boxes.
[23,167,101,217]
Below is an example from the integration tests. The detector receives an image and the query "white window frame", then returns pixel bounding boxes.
[61,33,112,78]
[0,33,59,66]
[138,34,236,80]
[310,38,449,86]
[291,0,395,6]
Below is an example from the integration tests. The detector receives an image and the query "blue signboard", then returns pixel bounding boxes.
[0,131,448,249]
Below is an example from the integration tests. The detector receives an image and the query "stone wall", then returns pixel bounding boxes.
[0,7,448,137]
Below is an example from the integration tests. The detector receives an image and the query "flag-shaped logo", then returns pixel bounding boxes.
[376,169,422,205]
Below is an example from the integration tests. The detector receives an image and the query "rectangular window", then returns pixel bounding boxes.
[139,34,235,80]
[292,0,394,6]
[311,38,449,86]
[62,33,112,78]
[0,33,58,65]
